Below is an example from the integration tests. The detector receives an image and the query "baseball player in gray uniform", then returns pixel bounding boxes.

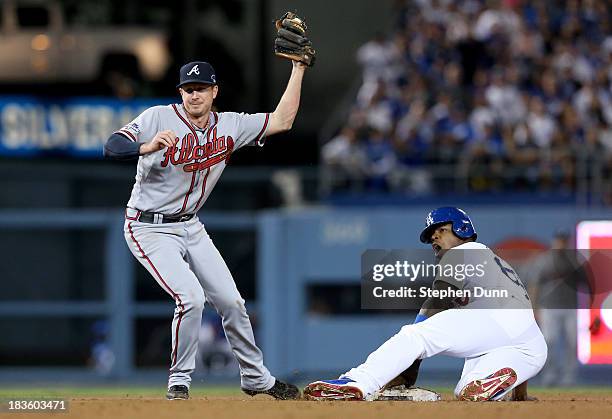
[103,60,306,400]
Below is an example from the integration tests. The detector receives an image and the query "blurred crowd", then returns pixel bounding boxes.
[322,0,612,200]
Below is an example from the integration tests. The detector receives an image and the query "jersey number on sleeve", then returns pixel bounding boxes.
[494,256,530,300]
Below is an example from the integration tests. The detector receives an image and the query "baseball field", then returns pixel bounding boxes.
[1,386,611,419]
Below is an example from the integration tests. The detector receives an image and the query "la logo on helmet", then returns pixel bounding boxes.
[187,65,200,76]
[426,214,434,226]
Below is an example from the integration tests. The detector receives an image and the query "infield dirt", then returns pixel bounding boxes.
[4,392,612,419]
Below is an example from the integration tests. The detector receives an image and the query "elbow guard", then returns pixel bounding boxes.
[104,133,141,161]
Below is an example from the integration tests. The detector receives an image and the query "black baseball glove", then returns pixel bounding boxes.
[274,12,316,67]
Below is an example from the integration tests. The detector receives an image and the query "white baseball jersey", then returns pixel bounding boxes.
[115,104,269,214]
[343,241,545,399]
[434,242,532,309]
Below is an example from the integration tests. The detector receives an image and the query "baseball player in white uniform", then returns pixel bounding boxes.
[103,60,307,400]
[304,207,548,402]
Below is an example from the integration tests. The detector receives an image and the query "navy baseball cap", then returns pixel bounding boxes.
[177,61,217,88]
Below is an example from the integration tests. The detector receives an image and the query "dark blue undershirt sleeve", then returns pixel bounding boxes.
[103,133,141,161]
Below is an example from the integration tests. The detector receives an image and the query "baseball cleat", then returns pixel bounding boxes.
[242,379,300,400]
[459,367,517,401]
[166,385,189,400]
[303,378,364,401]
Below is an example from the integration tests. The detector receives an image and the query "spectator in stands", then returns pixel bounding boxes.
[361,80,396,135]
[363,127,397,192]
[485,68,526,127]
[321,126,367,192]
[322,0,612,200]
[503,124,539,189]
[526,96,557,149]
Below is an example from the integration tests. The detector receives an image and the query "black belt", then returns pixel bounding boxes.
[138,211,195,224]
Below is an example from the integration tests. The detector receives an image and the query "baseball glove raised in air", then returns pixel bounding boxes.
[274,12,316,67]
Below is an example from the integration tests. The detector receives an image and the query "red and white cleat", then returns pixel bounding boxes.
[303,378,364,401]
[459,367,518,401]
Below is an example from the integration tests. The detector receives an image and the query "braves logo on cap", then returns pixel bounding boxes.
[177,61,217,88]
[187,65,200,76]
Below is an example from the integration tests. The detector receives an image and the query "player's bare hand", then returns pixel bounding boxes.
[509,381,537,401]
[140,130,178,154]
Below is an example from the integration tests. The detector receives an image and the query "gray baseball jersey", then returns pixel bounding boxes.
[115,104,269,214]
[434,242,533,309]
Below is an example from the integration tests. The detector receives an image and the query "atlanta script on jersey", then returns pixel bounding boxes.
[115,104,269,215]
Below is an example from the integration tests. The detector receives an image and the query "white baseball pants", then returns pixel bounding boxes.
[344,308,548,398]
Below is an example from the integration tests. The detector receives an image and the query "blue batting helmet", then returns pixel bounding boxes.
[419,207,477,243]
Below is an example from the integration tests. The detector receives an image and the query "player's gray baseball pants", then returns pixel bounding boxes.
[124,215,274,390]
